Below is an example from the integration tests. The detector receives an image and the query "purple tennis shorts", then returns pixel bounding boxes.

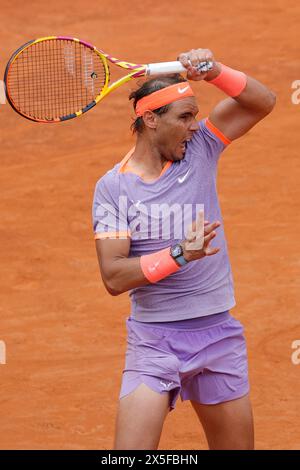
[119,312,249,410]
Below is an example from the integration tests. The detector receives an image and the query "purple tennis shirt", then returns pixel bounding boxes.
[92,118,236,322]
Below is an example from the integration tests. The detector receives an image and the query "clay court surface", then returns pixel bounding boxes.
[0,0,299,449]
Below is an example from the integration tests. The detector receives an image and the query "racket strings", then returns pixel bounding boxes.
[7,39,107,120]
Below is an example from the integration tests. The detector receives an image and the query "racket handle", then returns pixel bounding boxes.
[146,60,213,76]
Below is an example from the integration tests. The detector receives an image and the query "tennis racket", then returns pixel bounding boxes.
[4,36,213,123]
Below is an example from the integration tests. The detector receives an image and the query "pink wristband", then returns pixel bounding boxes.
[209,63,247,97]
[140,247,180,283]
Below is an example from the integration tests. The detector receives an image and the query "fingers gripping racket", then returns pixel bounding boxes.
[4,36,212,123]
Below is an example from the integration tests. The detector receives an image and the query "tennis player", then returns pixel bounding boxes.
[93,48,276,450]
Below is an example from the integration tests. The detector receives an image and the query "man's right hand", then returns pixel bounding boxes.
[181,211,221,262]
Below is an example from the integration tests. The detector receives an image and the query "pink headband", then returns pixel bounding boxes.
[135,82,194,117]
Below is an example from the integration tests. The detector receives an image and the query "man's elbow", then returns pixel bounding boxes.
[262,89,277,115]
[106,285,121,296]
[103,276,123,296]
[107,287,122,296]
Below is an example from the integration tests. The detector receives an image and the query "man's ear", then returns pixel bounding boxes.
[142,110,159,130]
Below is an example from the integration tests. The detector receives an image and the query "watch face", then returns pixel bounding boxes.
[172,245,182,258]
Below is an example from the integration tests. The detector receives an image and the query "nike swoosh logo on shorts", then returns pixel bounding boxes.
[178,86,189,94]
[178,169,190,183]
[160,381,174,389]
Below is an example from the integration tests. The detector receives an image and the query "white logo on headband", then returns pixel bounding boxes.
[178,86,189,94]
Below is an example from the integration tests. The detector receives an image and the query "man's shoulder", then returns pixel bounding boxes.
[190,117,230,159]
[187,118,209,153]
[94,163,121,199]
[192,118,212,138]
[96,162,120,185]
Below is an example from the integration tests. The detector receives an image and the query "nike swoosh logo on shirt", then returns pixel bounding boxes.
[178,86,189,94]
[178,169,190,183]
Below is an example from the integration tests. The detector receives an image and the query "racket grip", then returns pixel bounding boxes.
[146,60,213,75]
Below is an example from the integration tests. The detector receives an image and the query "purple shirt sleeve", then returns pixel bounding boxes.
[192,118,229,167]
[92,169,129,239]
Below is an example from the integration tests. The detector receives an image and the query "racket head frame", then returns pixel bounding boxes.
[4,36,147,123]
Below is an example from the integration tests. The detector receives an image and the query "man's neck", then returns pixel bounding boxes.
[128,136,169,179]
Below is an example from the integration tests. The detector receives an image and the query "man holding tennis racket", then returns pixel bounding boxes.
[93,48,276,450]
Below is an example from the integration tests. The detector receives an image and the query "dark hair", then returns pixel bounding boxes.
[129,74,187,134]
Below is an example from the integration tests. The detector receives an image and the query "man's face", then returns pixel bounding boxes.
[154,97,200,161]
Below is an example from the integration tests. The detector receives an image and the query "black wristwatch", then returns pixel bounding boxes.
[170,244,188,267]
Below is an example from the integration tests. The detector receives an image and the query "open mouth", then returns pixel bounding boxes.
[180,138,191,153]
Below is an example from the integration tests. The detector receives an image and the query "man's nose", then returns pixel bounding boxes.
[190,118,200,131]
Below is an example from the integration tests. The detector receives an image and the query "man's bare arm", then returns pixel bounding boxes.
[207,70,276,141]
[95,238,148,296]
[178,50,276,140]
[95,220,220,296]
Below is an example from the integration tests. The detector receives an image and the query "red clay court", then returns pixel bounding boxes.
[0,0,299,449]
